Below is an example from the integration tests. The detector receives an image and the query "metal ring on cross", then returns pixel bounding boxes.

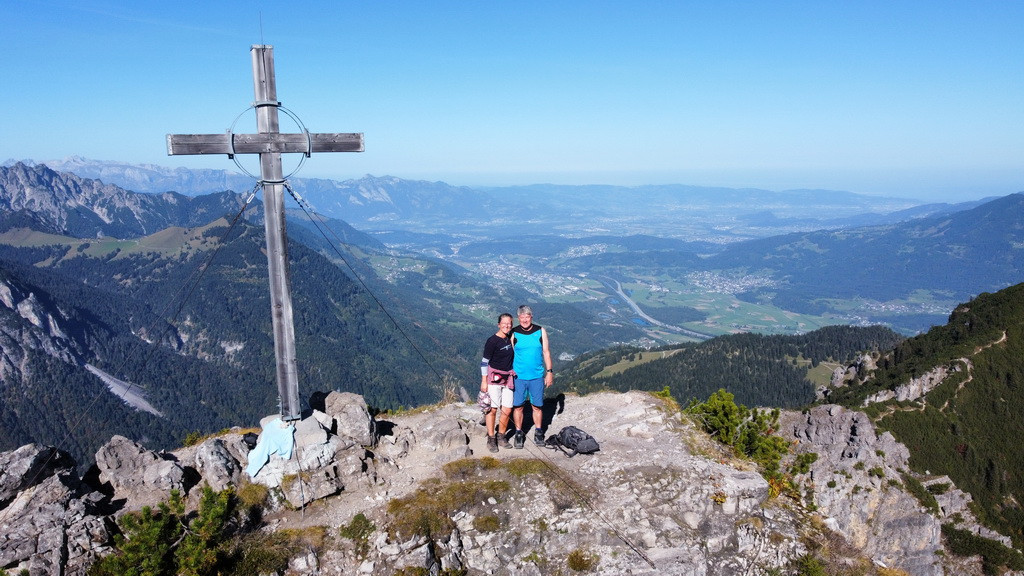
[226,102,313,183]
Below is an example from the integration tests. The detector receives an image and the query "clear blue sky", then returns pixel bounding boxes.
[4,1,1023,201]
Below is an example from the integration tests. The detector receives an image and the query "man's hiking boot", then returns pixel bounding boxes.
[499,433,513,449]
[487,435,498,453]
[534,428,545,446]
[514,430,525,449]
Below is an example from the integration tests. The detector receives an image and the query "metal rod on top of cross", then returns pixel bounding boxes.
[167,45,364,422]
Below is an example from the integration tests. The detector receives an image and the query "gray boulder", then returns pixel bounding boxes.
[94,435,188,510]
[324,391,376,446]
[0,443,76,508]
[193,438,242,492]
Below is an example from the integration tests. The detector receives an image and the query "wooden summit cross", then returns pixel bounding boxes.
[167,45,363,422]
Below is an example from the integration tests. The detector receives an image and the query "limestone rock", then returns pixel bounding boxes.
[2,391,1018,576]
[193,438,242,492]
[0,448,109,576]
[0,443,76,507]
[323,391,375,446]
[248,413,376,508]
[781,405,942,575]
[94,435,188,510]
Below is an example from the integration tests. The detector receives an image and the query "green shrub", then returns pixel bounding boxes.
[88,491,184,576]
[900,473,940,516]
[687,389,746,446]
[942,524,1024,575]
[88,487,236,576]
[791,452,819,475]
[184,431,204,447]
[176,486,235,576]
[686,389,791,482]
[339,512,376,558]
[792,554,827,576]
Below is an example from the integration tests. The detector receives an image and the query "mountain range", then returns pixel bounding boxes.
[29,156,1013,334]
[1,158,1024,571]
[2,159,1024,455]
[9,156,993,240]
[0,163,646,465]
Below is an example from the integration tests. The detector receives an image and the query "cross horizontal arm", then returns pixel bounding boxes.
[166,132,364,156]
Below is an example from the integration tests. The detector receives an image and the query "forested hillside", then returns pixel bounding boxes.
[713,193,1024,328]
[0,164,648,467]
[554,325,904,408]
[0,219,451,466]
[826,283,1024,548]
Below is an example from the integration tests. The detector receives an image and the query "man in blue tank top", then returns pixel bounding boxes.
[511,305,554,448]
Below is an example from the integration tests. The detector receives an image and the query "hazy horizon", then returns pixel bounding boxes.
[10,155,1013,205]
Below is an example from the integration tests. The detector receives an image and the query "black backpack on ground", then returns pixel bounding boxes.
[544,426,600,457]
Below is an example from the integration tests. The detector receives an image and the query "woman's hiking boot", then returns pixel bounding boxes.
[499,433,513,449]
[514,430,525,449]
[487,435,498,453]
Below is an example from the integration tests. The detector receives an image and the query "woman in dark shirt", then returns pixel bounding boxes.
[480,313,515,451]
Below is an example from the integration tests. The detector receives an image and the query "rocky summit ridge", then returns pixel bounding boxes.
[0,390,1016,576]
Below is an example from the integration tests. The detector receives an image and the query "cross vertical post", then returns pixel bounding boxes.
[251,45,301,421]
[167,45,363,422]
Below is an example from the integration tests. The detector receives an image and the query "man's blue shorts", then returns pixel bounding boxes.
[513,377,545,407]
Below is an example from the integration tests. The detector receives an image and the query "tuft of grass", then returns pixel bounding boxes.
[503,458,548,477]
[278,525,328,552]
[183,427,260,448]
[339,513,376,559]
[387,477,510,540]
[567,547,599,572]
[473,515,501,532]
[225,532,298,576]
[442,456,501,480]
[236,482,269,511]
[389,455,591,542]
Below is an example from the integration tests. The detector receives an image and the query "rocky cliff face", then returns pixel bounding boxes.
[0,269,84,383]
[12,158,486,229]
[0,162,250,238]
[0,391,1016,575]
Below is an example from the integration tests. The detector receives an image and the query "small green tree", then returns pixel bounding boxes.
[176,486,236,576]
[688,388,747,446]
[687,389,792,484]
[88,491,185,576]
[737,407,790,478]
[89,487,237,576]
